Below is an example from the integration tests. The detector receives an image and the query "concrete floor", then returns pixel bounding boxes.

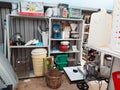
[16,60,108,90]
[16,74,108,90]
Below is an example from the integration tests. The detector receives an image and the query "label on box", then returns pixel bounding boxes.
[18,1,44,16]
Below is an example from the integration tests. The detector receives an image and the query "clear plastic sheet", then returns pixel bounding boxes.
[0,51,18,89]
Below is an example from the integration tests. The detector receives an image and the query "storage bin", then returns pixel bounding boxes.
[31,48,47,76]
[56,62,68,70]
[55,54,68,63]
[45,68,62,89]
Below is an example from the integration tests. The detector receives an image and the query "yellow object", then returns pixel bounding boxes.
[31,48,47,76]
[43,56,54,74]
[29,5,35,11]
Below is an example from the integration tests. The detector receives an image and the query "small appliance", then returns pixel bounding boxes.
[53,24,62,39]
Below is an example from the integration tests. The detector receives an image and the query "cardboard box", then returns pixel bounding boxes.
[18,1,44,16]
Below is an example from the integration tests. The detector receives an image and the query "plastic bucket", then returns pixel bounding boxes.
[31,48,47,76]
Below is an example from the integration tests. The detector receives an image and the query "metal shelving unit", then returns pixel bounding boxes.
[49,17,84,65]
[82,10,95,61]
[6,14,49,78]
[6,14,84,78]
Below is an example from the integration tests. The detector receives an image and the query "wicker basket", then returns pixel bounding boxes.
[45,68,62,89]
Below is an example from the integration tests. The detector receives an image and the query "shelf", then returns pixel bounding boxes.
[84,24,90,26]
[84,32,89,34]
[8,14,49,19]
[51,38,81,41]
[7,14,83,78]
[10,45,48,48]
[18,71,35,79]
[51,17,83,21]
[50,50,80,54]
[86,45,120,58]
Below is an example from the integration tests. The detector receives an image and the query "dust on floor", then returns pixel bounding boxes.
[16,72,108,90]
[16,74,79,90]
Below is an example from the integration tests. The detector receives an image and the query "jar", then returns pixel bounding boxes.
[62,8,68,18]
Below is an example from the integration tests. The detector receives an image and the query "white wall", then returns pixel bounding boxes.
[0,0,113,10]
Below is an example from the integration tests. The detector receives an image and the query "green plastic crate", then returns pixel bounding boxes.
[56,62,68,70]
[55,54,68,63]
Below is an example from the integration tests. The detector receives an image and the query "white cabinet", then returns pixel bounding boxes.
[49,17,84,66]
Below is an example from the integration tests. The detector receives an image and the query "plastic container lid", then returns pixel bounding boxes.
[60,41,69,45]
[31,48,47,56]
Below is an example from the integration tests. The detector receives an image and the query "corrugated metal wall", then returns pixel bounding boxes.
[0,2,11,53]
[0,8,10,42]
[9,17,49,42]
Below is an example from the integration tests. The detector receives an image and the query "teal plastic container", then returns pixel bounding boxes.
[55,54,68,63]
[56,62,68,70]
[55,54,68,70]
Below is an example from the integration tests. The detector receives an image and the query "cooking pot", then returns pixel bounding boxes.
[60,45,68,52]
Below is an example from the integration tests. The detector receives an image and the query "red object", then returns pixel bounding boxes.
[112,71,120,90]
[9,41,12,46]
[60,45,67,52]
[18,12,44,16]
